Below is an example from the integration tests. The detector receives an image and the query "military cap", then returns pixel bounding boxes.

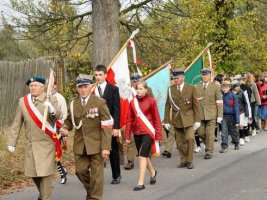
[234,74,242,80]
[231,80,240,87]
[76,74,93,86]
[221,80,231,86]
[172,68,185,78]
[130,72,142,81]
[201,67,212,74]
[26,76,46,86]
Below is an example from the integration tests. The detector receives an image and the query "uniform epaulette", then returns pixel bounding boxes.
[68,96,78,105]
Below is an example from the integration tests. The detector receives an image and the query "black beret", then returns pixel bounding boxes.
[26,76,46,86]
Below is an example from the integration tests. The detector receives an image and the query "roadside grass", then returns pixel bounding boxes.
[0,128,74,194]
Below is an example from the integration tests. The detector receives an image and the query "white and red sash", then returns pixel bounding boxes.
[23,94,62,161]
[130,94,160,157]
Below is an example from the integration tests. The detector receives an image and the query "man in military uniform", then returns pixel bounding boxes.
[60,74,112,200]
[164,68,200,169]
[7,76,61,200]
[196,68,223,159]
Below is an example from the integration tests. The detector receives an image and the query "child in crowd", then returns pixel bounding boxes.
[220,80,240,153]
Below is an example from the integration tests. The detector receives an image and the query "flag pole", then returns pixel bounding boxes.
[184,42,213,73]
[42,68,54,130]
[107,29,140,71]
[143,60,172,80]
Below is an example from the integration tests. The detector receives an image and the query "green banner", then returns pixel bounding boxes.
[185,56,203,85]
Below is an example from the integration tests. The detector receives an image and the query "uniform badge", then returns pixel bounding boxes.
[86,107,99,118]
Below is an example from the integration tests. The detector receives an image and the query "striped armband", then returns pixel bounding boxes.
[101,118,114,129]
[216,100,223,104]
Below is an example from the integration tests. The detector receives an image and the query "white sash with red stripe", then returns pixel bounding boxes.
[131,95,160,157]
[24,94,62,161]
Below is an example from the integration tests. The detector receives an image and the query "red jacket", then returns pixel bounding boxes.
[125,94,162,141]
[260,83,267,106]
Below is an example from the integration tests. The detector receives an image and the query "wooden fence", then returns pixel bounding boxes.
[0,58,55,129]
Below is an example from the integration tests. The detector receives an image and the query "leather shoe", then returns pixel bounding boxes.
[177,162,187,168]
[133,185,145,191]
[38,193,42,200]
[124,161,134,170]
[150,170,157,185]
[111,175,121,184]
[162,151,172,158]
[187,162,193,169]
[204,154,212,160]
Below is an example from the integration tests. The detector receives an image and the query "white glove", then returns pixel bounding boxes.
[163,123,171,131]
[194,122,201,130]
[7,145,15,153]
[217,117,223,124]
[44,101,55,114]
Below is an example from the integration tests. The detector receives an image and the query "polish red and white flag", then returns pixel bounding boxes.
[106,42,133,128]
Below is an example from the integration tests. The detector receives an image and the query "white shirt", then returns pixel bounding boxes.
[81,95,90,105]
[177,82,185,92]
[203,81,210,89]
[52,92,68,121]
[97,81,107,97]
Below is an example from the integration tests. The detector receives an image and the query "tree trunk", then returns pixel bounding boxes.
[92,0,120,68]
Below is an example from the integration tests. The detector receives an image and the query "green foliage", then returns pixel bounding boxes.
[1,0,266,74]
[134,0,267,74]
[0,25,31,61]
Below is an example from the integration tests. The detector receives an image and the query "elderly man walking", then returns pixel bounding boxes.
[7,75,61,200]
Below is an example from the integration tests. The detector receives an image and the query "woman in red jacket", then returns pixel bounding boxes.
[125,80,162,191]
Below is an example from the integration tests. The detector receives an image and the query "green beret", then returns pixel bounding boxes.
[26,76,46,86]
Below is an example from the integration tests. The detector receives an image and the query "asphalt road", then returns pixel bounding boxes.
[1,131,267,200]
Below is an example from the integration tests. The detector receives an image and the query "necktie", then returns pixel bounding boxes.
[204,84,207,90]
[178,85,181,93]
[82,99,86,107]
[98,86,103,98]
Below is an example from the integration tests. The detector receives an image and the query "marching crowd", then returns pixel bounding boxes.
[6,64,267,200]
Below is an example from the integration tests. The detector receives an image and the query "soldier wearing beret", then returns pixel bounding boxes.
[164,68,200,169]
[195,68,223,159]
[60,74,112,200]
[7,75,62,200]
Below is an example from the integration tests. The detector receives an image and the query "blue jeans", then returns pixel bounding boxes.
[221,115,239,149]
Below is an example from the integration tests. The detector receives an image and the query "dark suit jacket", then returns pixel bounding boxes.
[102,82,121,129]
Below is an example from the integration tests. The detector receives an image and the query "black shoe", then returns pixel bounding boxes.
[111,175,121,184]
[214,137,218,142]
[177,162,187,168]
[162,151,171,158]
[60,175,67,184]
[60,168,68,184]
[204,154,212,159]
[38,193,42,200]
[133,185,145,191]
[220,148,227,153]
[235,145,240,150]
[124,161,134,170]
[150,170,157,185]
